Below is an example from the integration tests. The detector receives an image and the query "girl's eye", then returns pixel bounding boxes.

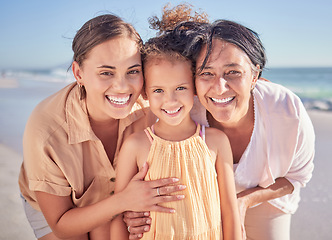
[153,89,163,93]
[176,86,186,91]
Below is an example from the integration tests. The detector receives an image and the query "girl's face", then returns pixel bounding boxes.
[195,39,258,127]
[72,37,143,122]
[145,59,194,127]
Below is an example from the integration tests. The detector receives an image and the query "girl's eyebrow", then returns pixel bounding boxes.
[97,64,142,69]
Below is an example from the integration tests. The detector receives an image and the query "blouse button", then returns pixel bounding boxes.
[110,177,116,182]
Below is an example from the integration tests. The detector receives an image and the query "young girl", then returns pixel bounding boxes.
[110,23,242,240]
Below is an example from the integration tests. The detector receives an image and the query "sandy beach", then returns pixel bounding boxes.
[0,77,331,239]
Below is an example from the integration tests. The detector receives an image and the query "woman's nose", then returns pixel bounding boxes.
[213,77,228,94]
[112,76,129,91]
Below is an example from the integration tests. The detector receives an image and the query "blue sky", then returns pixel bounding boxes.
[1,0,331,69]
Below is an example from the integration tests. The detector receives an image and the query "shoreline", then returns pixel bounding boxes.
[0,110,331,239]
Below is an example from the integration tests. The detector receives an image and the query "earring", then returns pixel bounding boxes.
[77,82,86,100]
[251,83,256,91]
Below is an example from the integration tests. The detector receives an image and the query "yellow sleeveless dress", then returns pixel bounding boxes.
[142,124,221,240]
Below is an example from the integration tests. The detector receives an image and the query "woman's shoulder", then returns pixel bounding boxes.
[24,83,77,142]
[255,80,305,118]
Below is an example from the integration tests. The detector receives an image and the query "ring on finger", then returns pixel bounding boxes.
[127,226,131,233]
[157,187,160,196]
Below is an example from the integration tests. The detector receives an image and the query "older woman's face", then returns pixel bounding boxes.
[195,39,257,126]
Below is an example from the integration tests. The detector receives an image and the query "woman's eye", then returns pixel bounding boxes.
[226,70,241,75]
[100,72,113,76]
[200,71,213,76]
[128,69,140,74]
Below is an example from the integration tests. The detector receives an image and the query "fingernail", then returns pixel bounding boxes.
[177,195,185,199]
[172,178,179,182]
[146,219,151,224]
[179,185,186,190]
[138,234,143,237]
[144,212,150,216]
[170,209,176,213]
[144,226,149,231]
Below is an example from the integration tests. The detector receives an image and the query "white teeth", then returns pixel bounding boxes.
[107,95,130,105]
[211,97,234,103]
[164,107,181,114]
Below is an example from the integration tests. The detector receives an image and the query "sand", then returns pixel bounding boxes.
[0,76,331,239]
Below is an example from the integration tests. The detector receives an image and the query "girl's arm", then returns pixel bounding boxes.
[213,130,242,240]
[110,133,185,240]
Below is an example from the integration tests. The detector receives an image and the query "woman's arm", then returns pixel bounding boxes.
[236,177,294,224]
[212,129,242,240]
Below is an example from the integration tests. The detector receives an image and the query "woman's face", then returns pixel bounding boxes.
[195,39,258,126]
[73,37,143,122]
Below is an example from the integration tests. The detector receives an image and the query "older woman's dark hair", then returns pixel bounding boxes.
[187,20,266,78]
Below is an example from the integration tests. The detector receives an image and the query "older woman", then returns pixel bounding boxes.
[188,20,315,240]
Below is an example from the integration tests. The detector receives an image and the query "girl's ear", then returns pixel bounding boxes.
[72,61,83,85]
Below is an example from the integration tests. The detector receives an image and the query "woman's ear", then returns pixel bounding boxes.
[141,88,148,100]
[251,64,260,89]
[72,61,83,85]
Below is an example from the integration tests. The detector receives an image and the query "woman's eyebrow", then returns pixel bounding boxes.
[128,64,142,69]
[97,64,141,69]
[98,65,116,69]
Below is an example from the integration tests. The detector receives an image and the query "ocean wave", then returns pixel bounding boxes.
[2,68,74,83]
[302,98,332,111]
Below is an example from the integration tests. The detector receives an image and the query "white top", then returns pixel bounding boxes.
[191,80,315,214]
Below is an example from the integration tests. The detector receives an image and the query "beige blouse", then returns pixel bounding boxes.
[19,82,156,211]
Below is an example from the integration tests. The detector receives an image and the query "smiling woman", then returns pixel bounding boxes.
[18,14,185,240]
[184,19,315,240]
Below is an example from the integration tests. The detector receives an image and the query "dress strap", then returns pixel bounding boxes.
[200,124,206,142]
[194,121,206,142]
[144,126,155,144]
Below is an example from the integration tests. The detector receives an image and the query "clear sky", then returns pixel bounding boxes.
[1,0,331,69]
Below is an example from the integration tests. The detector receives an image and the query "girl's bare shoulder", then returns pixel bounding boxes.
[205,127,230,150]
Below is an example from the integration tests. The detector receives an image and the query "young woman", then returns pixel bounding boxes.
[18,14,185,240]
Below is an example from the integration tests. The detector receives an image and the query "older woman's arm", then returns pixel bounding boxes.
[236,177,294,225]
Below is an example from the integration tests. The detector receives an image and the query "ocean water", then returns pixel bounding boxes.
[262,67,332,111]
[0,67,331,153]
